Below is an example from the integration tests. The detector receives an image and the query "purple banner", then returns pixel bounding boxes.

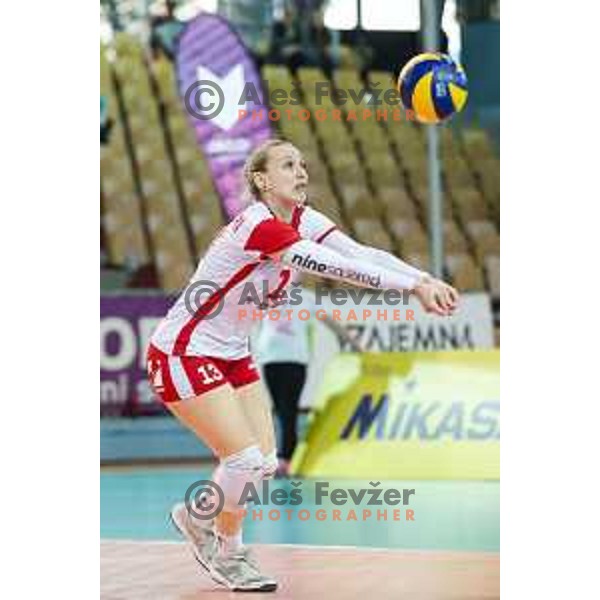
[175,13,273,219]
[100,295,173,417]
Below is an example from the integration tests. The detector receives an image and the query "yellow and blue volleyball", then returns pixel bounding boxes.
[397,53,468,123]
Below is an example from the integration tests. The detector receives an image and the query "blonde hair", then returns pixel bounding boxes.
[243,138,291,199]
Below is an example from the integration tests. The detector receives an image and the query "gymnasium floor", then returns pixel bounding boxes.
[101,465,499,599]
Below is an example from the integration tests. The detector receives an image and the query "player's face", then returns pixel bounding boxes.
[263,144,309,206]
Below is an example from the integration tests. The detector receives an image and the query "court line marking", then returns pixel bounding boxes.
[100,539,499,557]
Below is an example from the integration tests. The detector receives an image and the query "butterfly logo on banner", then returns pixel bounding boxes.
[183,64,249,131]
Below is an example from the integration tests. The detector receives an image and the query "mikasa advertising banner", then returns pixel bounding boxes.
[175,13,273,219]
[291,350,499,480]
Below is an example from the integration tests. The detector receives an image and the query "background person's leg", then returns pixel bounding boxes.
[263,362,307,461]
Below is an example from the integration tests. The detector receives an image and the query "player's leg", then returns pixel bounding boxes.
[166,382,257,457]
[158,352,267,535]
[167,387,255,539]
[234,379,278,477]
[166,387,277,591]
[147,348,276,591]
[165,384,255,551]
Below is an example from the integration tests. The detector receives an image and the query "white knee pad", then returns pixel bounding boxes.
[262,450,278,480]
[213,445,265,512]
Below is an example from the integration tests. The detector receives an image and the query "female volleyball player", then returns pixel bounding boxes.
[147,139,459,592]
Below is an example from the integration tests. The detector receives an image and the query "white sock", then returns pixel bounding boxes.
[263,449,278,478]
[217,531,243,556]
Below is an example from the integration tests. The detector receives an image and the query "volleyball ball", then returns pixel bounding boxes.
[397,53,468,124]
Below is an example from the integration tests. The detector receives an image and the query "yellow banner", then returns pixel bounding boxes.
[292,351,499,480]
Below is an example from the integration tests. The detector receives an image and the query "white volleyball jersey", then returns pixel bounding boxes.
[253,287,316,366]
[151,201,337,359]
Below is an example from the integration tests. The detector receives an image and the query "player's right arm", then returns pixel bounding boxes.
[294,205,458,315]
[320,228,459,314]
[240,207,457,317]
[276,239,454,317]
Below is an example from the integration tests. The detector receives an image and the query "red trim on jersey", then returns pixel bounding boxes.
[291,204,305,230]
[268,269,292,301]
[315,225,338,244]
[244,219,301,255]
[173,262,260,356]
